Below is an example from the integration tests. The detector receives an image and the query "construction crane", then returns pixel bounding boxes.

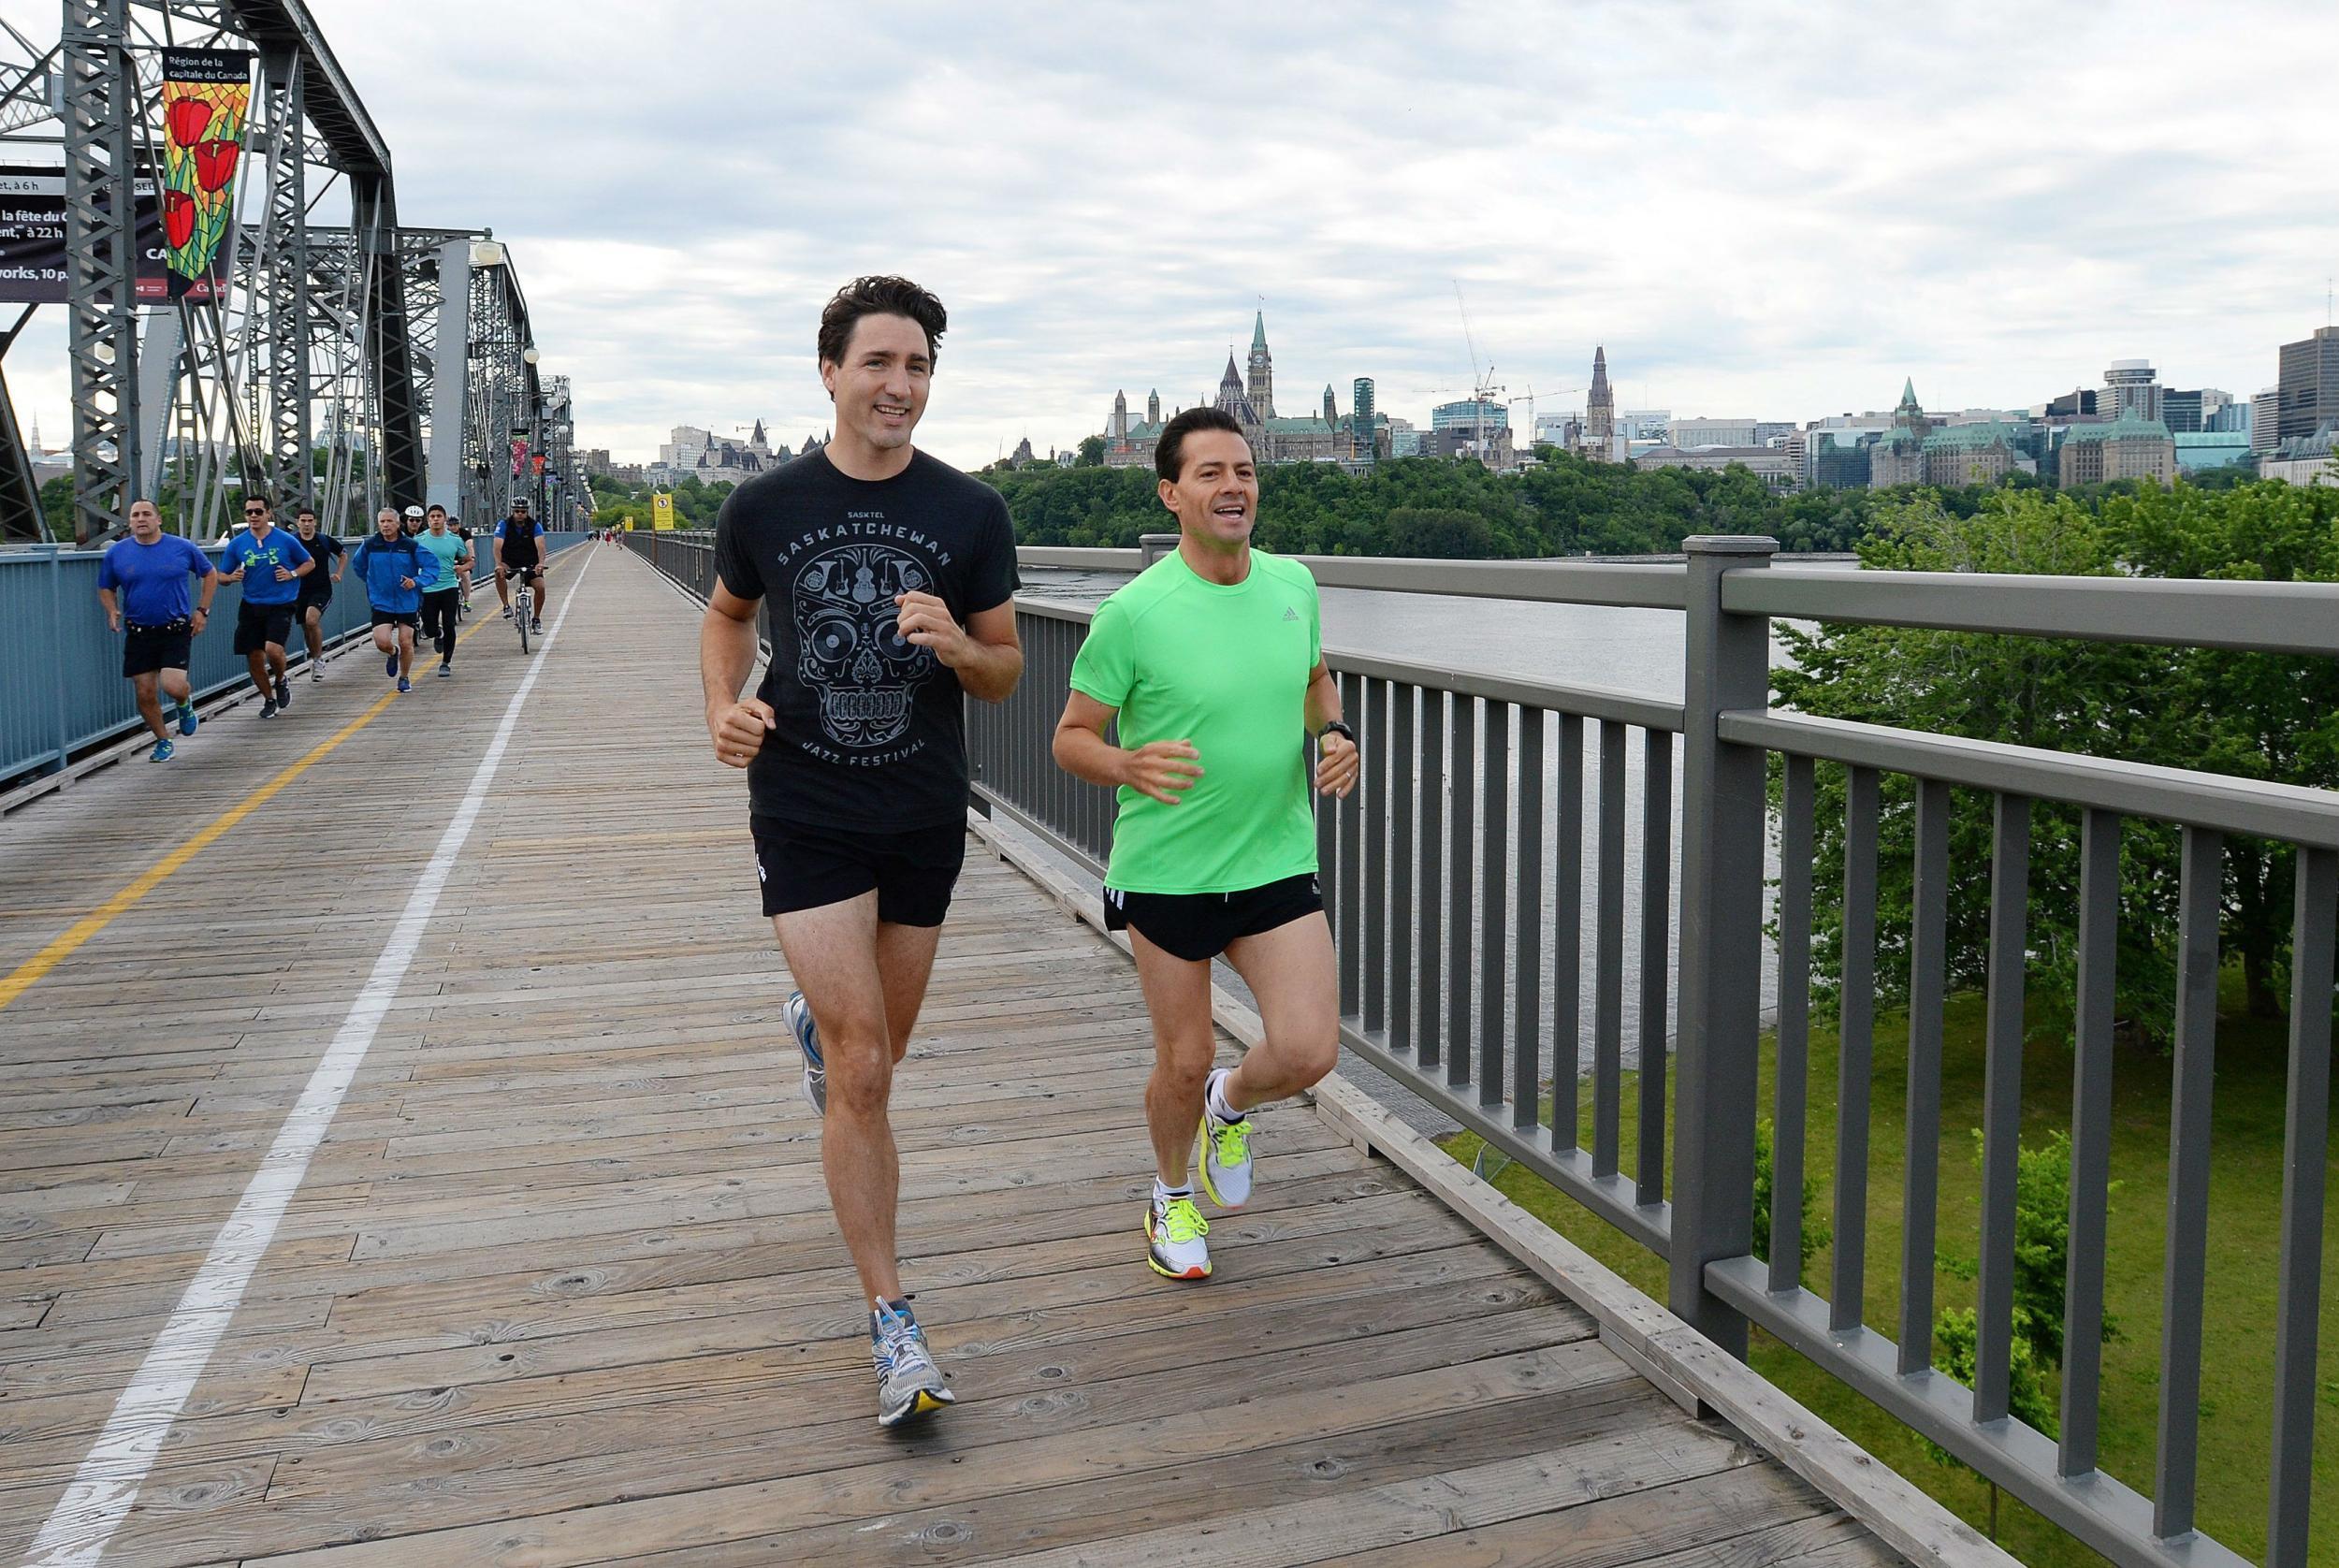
[1515,385,1583,450]
[1453,281,1506,465]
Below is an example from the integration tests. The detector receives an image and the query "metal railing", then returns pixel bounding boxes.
[631,528,2339,1568]
[1,530,588,788]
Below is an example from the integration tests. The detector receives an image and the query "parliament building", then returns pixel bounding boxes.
[1101,313,1361,469]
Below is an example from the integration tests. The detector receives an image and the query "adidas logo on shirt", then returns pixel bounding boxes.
[1283,606,1300,621]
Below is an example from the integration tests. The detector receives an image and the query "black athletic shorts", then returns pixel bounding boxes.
[749,815,966,927]
[370,609,419,630]
[296,586,331,618]
[1103,872,1325,963]
[122,621,192,677]
[501,550,542,574]
[233,600,295,654]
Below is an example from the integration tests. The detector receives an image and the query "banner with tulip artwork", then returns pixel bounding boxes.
[158,50,252,299]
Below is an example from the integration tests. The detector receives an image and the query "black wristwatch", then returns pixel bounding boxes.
[1318,719,1356,746]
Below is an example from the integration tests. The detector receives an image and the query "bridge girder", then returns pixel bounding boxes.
[7,2,571,544]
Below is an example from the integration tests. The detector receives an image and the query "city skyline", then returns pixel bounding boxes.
[4,0,2332,475]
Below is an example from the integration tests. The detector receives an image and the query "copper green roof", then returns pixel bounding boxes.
[1252,312,1268,351]
[2062,415,2172,444]
[1262,416,1341,434]
[1923,421,2023,451]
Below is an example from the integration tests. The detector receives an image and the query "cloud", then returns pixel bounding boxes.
[8,0,2336,471]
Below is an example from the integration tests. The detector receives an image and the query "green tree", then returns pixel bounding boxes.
[1771,489,2177,1036]
[1775,479,2339,1035]
[1384,506,1493,559]
[1076,434,1106,467]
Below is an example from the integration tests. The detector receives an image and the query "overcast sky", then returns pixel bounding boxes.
[10,0,2338,471]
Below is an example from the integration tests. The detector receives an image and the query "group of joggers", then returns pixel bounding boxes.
[702,276,1361,1429]
[94,493,557,762]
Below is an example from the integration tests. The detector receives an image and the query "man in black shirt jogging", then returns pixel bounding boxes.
[703,276,1023,1429]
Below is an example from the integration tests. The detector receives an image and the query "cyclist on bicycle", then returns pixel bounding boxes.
[494,498,545,635]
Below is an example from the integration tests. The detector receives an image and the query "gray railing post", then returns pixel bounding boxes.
[1139,532,1178,567]
[1668,533,1776,1357]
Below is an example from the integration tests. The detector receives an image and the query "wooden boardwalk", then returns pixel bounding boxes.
[0,549,1905,1566]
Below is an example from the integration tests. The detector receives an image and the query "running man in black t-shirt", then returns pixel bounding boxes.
[704,276,1023,1430]
[291,507,345,682]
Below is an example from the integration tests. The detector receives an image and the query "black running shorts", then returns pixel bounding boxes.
[1103,872,1325,963]
[232,600,295,654]
[370,609,419,630]
[296,585,331,619]
[750,816,966,927]
[122,621,192,677]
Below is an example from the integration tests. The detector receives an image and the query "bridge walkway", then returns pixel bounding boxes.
[0,548,1902,1565]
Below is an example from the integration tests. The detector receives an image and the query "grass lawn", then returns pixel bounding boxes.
[1440,977,2339,1566]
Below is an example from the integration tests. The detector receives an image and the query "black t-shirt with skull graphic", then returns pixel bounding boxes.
[713,448,1020,831]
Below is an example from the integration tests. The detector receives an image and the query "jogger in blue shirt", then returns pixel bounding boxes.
[349,507,442,693]
[95,499,218,762]
[219,496,313,719]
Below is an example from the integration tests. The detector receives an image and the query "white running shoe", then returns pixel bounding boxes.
[1198,1067,1255,1209]
[784,989,825,1114]
[871,1298,952,1428]
[1145,1190,1212,1280]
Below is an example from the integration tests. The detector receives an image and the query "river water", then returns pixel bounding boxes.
[1014,563,1853,1112]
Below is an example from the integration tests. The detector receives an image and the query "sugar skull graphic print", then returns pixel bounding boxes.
[712,449,1020,832]
[792,544,936,748]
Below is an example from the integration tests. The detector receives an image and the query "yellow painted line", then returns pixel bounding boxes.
[0,561,566,1013]
[0,690,397,1011]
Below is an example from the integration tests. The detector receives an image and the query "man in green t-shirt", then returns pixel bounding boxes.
[1053,406,1359,1282]
[415,504,472,676]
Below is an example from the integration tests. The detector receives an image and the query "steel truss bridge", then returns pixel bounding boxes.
[0,0,583,544]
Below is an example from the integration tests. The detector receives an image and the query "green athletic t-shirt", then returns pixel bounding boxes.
[1069,548,1322,893]
[416,530,466,591]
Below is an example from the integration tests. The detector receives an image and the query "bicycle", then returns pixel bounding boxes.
[514,573,534,654]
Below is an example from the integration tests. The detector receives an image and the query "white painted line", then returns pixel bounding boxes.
[21,550,600,1568]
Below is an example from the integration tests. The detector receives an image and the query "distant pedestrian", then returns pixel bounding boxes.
[291,505,345,683]
[400,503,426,538]
[218,495,312,719]
[451,515,475,613]
[349,507,441,693]
[95,499,217,762]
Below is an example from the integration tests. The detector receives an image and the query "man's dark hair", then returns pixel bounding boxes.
[296,505,315,518]
[245,494,272,513]
[817,275,947,369]
[1156,406,1248,483]
[427,502,446,515]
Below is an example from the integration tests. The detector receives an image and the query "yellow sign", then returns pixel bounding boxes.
[651,493,675,531]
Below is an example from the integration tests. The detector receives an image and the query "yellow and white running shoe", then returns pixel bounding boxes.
[1145,1190,1212,1280]
[1199,1067,1255,1209]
